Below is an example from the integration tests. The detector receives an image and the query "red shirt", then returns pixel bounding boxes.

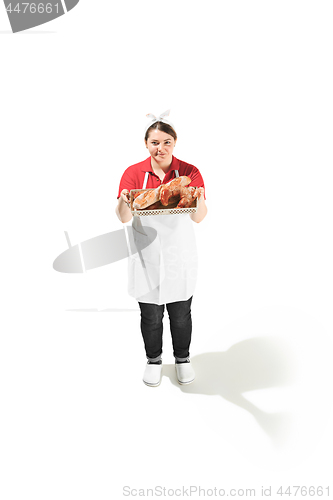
[117,156,205,198]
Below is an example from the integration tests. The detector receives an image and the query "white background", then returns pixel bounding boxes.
[1,1,332,499]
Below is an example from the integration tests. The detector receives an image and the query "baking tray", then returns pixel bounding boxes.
[130,188,198,216]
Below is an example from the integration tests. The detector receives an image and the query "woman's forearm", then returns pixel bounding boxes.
[115,197,133,223]
[190,199,207,223]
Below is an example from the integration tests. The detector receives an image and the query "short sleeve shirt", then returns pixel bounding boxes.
[117,156,205,198]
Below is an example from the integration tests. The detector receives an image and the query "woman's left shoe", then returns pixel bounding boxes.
[175,360,195,385]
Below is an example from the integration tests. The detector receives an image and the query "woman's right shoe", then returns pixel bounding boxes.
[143,362,162,387]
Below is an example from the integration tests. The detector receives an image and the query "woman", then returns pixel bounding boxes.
[116,111,207,387]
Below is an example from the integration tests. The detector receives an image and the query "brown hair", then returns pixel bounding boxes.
[145,121,177,142]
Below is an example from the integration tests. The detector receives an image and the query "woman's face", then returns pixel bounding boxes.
[145,129,176,166]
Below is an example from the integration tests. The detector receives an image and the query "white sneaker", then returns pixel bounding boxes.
[175,361,195,385]
[143,362,162,387]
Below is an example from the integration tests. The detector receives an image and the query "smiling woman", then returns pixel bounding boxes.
[115,110,207,388]
[145,120,177,167]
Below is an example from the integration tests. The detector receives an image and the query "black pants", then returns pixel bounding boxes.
[138,296,193,362]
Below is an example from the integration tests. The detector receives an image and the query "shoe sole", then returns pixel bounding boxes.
[176,377,195,385]
[143,380,161,387]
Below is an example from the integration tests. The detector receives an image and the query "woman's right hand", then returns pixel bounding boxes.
[120,189,130,206]
[116,189,132,223]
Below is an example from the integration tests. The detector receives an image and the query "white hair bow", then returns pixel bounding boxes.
[144,109,174,133]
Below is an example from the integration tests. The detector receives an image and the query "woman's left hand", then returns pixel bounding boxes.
[197,187,205,203]
[190,187,207,222]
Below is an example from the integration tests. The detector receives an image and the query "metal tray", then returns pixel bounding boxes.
[130,188,198,216]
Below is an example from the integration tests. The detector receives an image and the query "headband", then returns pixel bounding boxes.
[144,109,175,134]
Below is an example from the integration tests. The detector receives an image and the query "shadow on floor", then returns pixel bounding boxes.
[162,336,297,447]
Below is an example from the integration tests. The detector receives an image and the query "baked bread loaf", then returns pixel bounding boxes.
[132,176,196,210]
[177,186,199,208]
[132,185,163,210]
[160,176,192,206]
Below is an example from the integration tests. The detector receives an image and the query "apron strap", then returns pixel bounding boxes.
[175,170,179,178]
[142,171,149,189]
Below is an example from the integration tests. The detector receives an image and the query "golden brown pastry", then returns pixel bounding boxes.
[177,186,199,208]
[132,185,163,210]
[160,176,192,206]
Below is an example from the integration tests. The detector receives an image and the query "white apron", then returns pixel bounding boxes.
[126,170,198,305]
